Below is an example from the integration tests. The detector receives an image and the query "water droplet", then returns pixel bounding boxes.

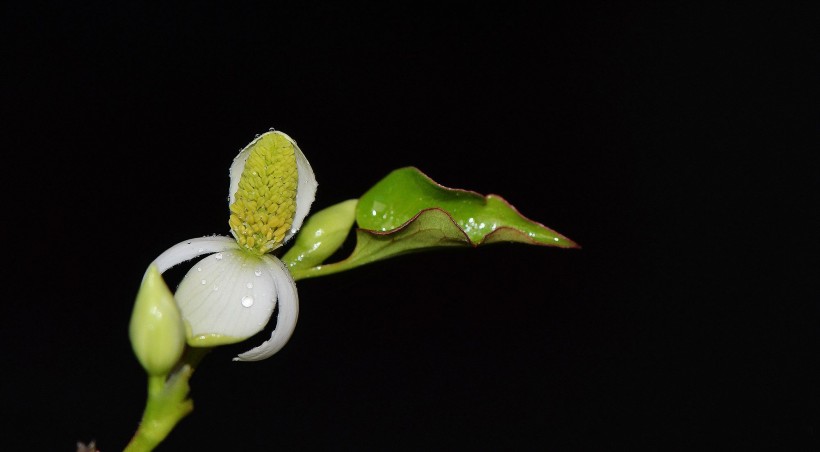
[213,285,219,291]
[197,267,202,272]
[246,282,253,289]
[553,237,559,242]
[198,248,204,252]
[201,279,206,285]
[241,296,254,307]
[215,253,223,260]
[254,269,262,276]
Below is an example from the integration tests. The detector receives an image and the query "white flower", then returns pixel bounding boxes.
[153,131,317,361]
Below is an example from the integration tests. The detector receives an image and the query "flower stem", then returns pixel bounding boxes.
[124,348,209,452]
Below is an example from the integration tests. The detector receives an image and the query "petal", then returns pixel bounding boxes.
[228,137,253,206]
[174,249,277,346]
[283,132,318,244]
[233,255,299,361]
[153,236,239,274]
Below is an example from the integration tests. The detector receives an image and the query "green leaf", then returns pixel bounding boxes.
[289,167,577,280]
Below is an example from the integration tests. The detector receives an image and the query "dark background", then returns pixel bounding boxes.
[1,2,813,451]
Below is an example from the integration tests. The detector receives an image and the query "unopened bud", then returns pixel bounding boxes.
[129,265,186,376]
[282,199,358,270]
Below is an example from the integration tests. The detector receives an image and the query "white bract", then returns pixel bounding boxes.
[153,131,317,361]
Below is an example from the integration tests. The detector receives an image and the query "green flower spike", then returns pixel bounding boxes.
[152,131,317,361]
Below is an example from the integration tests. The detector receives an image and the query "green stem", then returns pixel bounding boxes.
[289,260,358,281]
[124,348,209,452]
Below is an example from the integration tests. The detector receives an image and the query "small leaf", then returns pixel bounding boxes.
[289,167,577,280]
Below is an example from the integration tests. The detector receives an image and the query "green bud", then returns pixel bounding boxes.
[282,198,358,270]
[129,265,186,376]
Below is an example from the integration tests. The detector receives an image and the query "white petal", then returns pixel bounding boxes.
[175,249,277,345]
[284,133,318,244]
[153,236,239,274]
[233,255,299,361]
[228,136,254,206]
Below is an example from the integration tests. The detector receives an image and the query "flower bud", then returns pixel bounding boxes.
[130,265,186,376]
[282,198,358,269]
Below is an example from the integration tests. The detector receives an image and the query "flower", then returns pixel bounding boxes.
[152,131,317,361]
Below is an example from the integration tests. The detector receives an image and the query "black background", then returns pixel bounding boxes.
[1,2,814,451]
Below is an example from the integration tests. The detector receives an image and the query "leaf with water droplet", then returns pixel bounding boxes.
[288,167,578,280]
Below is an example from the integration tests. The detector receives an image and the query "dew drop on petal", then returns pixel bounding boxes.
[254,269,262,276]
[246,282,253,289]
[241,296,254,308]
[197,267,202,272]
[201,279,206,285]
[215,253,223,260]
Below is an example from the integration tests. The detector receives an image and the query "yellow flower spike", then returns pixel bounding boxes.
[229,132,300,255]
